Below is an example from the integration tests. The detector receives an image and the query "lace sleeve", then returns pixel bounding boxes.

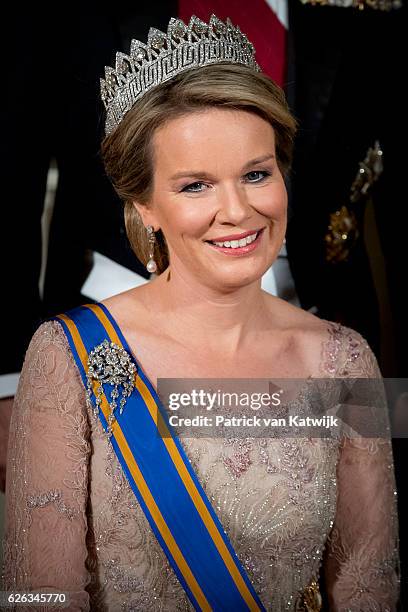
[322,326,400,611]
[1,321,91,611]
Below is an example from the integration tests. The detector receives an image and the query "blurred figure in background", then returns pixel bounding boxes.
[0,5,177,489]
[286,0,406,371]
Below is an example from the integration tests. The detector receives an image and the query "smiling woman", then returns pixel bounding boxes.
[101,61,296,277]
[2,13,400,612]
[123,107,288,292]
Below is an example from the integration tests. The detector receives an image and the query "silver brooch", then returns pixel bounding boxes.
[85,339,137,440]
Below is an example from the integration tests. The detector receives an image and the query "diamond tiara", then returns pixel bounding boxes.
[100,14,261,136]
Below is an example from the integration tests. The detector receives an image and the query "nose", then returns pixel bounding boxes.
[215,182,253,226]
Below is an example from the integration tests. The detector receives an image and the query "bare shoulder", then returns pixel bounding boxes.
[263,292,330,337]
[264,294,377,376]
[100,285,152,325]
[263,293,338,374]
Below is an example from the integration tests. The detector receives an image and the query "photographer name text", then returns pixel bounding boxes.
[168,414,339,428]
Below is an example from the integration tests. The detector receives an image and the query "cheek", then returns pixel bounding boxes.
[161,201,215,239]
[253,184,287,219]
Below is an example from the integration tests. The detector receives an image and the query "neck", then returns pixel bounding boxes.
[145,262,272,355]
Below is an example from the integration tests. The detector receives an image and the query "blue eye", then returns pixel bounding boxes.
[245,170,271,182]
[181,170,271,193]
[181,182,206,193]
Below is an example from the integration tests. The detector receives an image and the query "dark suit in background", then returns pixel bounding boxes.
[0,5,177,377]
[286,2,406,370]
[285,3,407,605]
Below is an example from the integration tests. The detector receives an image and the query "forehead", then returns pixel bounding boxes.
[151,108,276,175]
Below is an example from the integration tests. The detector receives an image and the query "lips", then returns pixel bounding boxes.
[205,228,264,243]
[205,227,265,256]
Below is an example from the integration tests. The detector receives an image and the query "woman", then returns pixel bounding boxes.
[1,14,399,611]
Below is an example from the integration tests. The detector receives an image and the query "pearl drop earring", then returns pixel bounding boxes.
[146,225,158,274]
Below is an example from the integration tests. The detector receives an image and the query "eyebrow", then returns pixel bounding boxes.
[169,153,276,181]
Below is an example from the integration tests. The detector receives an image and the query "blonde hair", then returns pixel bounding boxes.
[101,63,297,274]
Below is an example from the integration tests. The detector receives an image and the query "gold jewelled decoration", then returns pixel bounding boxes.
[100,14,260,135]
[325,141,383,263]
[86,339,137,441]
[350,140,383,203]
[324,205,359,263]
[299,0,401,10]
[298,579,323,611]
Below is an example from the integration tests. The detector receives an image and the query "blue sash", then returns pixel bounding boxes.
[49,302,266,612]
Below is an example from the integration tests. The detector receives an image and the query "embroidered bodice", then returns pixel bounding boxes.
[1,318,400,611]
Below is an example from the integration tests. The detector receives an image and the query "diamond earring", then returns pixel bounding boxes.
[146,225,158,274]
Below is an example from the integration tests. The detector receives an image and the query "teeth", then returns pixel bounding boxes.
[213,231,258,248]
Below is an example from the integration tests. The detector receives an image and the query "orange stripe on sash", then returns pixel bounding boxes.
[87,303,261,611]
[57,312,211,611]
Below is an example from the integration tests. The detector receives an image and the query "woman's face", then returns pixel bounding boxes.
[135,108,288,291]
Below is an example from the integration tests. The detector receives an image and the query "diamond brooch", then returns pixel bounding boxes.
[85,339,137,440]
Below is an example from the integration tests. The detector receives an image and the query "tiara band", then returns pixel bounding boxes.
[100,14,261,136]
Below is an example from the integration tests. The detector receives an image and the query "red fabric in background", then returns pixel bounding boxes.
[178,0,286,86]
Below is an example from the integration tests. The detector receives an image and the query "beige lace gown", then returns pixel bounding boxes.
[1,319,400,611]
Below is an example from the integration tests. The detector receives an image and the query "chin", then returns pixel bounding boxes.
[211,264,267,291]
